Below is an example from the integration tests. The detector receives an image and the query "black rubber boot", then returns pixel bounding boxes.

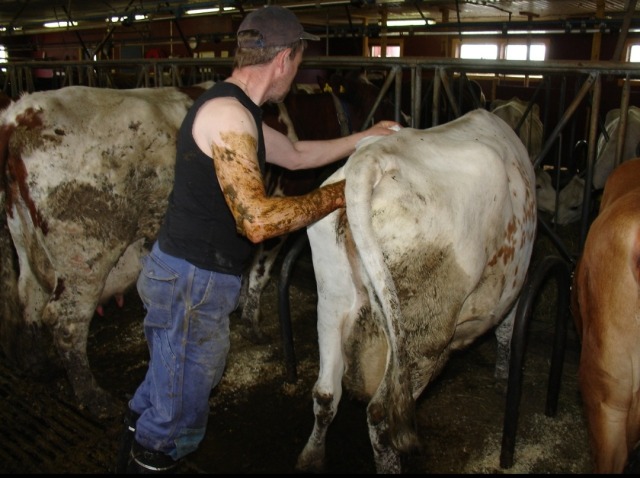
[126,440,182,474]
[115,409,140,474]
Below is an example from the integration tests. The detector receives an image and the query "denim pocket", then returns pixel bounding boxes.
[137,252,178,328]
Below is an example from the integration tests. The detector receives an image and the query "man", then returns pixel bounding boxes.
[118,5,401,474]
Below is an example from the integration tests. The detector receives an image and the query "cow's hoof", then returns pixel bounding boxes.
[295,453,325,474]
[296,441,329,474]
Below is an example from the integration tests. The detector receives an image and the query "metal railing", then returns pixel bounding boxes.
[2,55,639,256]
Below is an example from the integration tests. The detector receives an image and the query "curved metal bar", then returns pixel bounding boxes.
[277,232,310,383]
[500,255,572,469]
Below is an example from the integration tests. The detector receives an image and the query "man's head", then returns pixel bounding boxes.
[234,6,319,68]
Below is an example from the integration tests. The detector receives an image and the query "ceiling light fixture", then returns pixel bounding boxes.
[185,7,234,15]
[385,19,435,27]
[44,21,78,28]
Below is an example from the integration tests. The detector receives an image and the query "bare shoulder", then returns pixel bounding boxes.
[193,96,258,153]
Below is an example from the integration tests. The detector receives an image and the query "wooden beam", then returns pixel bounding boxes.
[591,0,605,61]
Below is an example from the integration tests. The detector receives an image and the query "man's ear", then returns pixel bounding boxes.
[275,48,291,73]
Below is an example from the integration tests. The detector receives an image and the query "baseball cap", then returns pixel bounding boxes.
[237,5,320,48]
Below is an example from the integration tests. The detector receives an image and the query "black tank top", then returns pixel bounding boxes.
[158,82,266,275]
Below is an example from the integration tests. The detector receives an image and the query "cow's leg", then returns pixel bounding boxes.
[45,296,119,419]
[239,236,287,344]
[494,303,517,381]
[580,352,635,473]
[367,408,402,474]
[298,211,354,473]
[364,309,413,474]
[366,372,403,474]
[296,314,346,473]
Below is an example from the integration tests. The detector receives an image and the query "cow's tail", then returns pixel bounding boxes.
[0,123,57,375]
[345,155,420,455]
[0,124,26,366]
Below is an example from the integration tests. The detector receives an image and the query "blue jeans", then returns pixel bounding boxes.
[129,241,241,460]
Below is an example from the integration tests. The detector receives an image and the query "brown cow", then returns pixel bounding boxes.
[571,157,640,473]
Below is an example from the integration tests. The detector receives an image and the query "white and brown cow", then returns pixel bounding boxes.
[0,84,209,418]
[571,157,640,474]
[297,108,537,473]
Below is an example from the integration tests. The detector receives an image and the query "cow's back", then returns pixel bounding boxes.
[572,157,640,473]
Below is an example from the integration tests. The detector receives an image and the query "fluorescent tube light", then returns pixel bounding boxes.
[385,19,435,27]
[186,7,234,15]
[44,21,78,28]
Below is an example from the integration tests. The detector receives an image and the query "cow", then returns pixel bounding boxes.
[593,106,640,189]
[490,96,543,161]
[488,97,558,222]
[571,157,640,474]
[536,105,640,225]
[0,83,210,418]
[296,108,537,473]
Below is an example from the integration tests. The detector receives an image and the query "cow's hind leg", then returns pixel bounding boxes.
[46,298,119,418]
[239,236,287,344]
[366,357,417,474]
[494,303,517,381]
[296,320,346,473]
[367,397,403,473]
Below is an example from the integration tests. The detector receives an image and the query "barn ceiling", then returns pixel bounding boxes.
[0,1,636,36]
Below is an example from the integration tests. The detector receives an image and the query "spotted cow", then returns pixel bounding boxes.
[571,157,640,474]
[297,108,537,473]
[0,83,210,418]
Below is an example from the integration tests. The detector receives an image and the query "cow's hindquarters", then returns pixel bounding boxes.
[573,159,640,473]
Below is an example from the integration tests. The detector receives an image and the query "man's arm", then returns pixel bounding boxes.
[196,96,346,244]
[263,120,401,170]
[212,129,345,243]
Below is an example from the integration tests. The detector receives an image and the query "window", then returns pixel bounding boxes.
[370,44,401,58]
[456,40,547,61]
[368,39,403,58]
[455,39,547,82]
[459,43,498,59]
[629,43,640,62]
[0,45,7,73]
[505,43,546,61]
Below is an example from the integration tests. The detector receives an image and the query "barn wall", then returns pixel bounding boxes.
[4,14,639,62]
[2,15,638,174]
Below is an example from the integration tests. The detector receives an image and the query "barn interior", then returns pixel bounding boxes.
[0,0,639,474]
